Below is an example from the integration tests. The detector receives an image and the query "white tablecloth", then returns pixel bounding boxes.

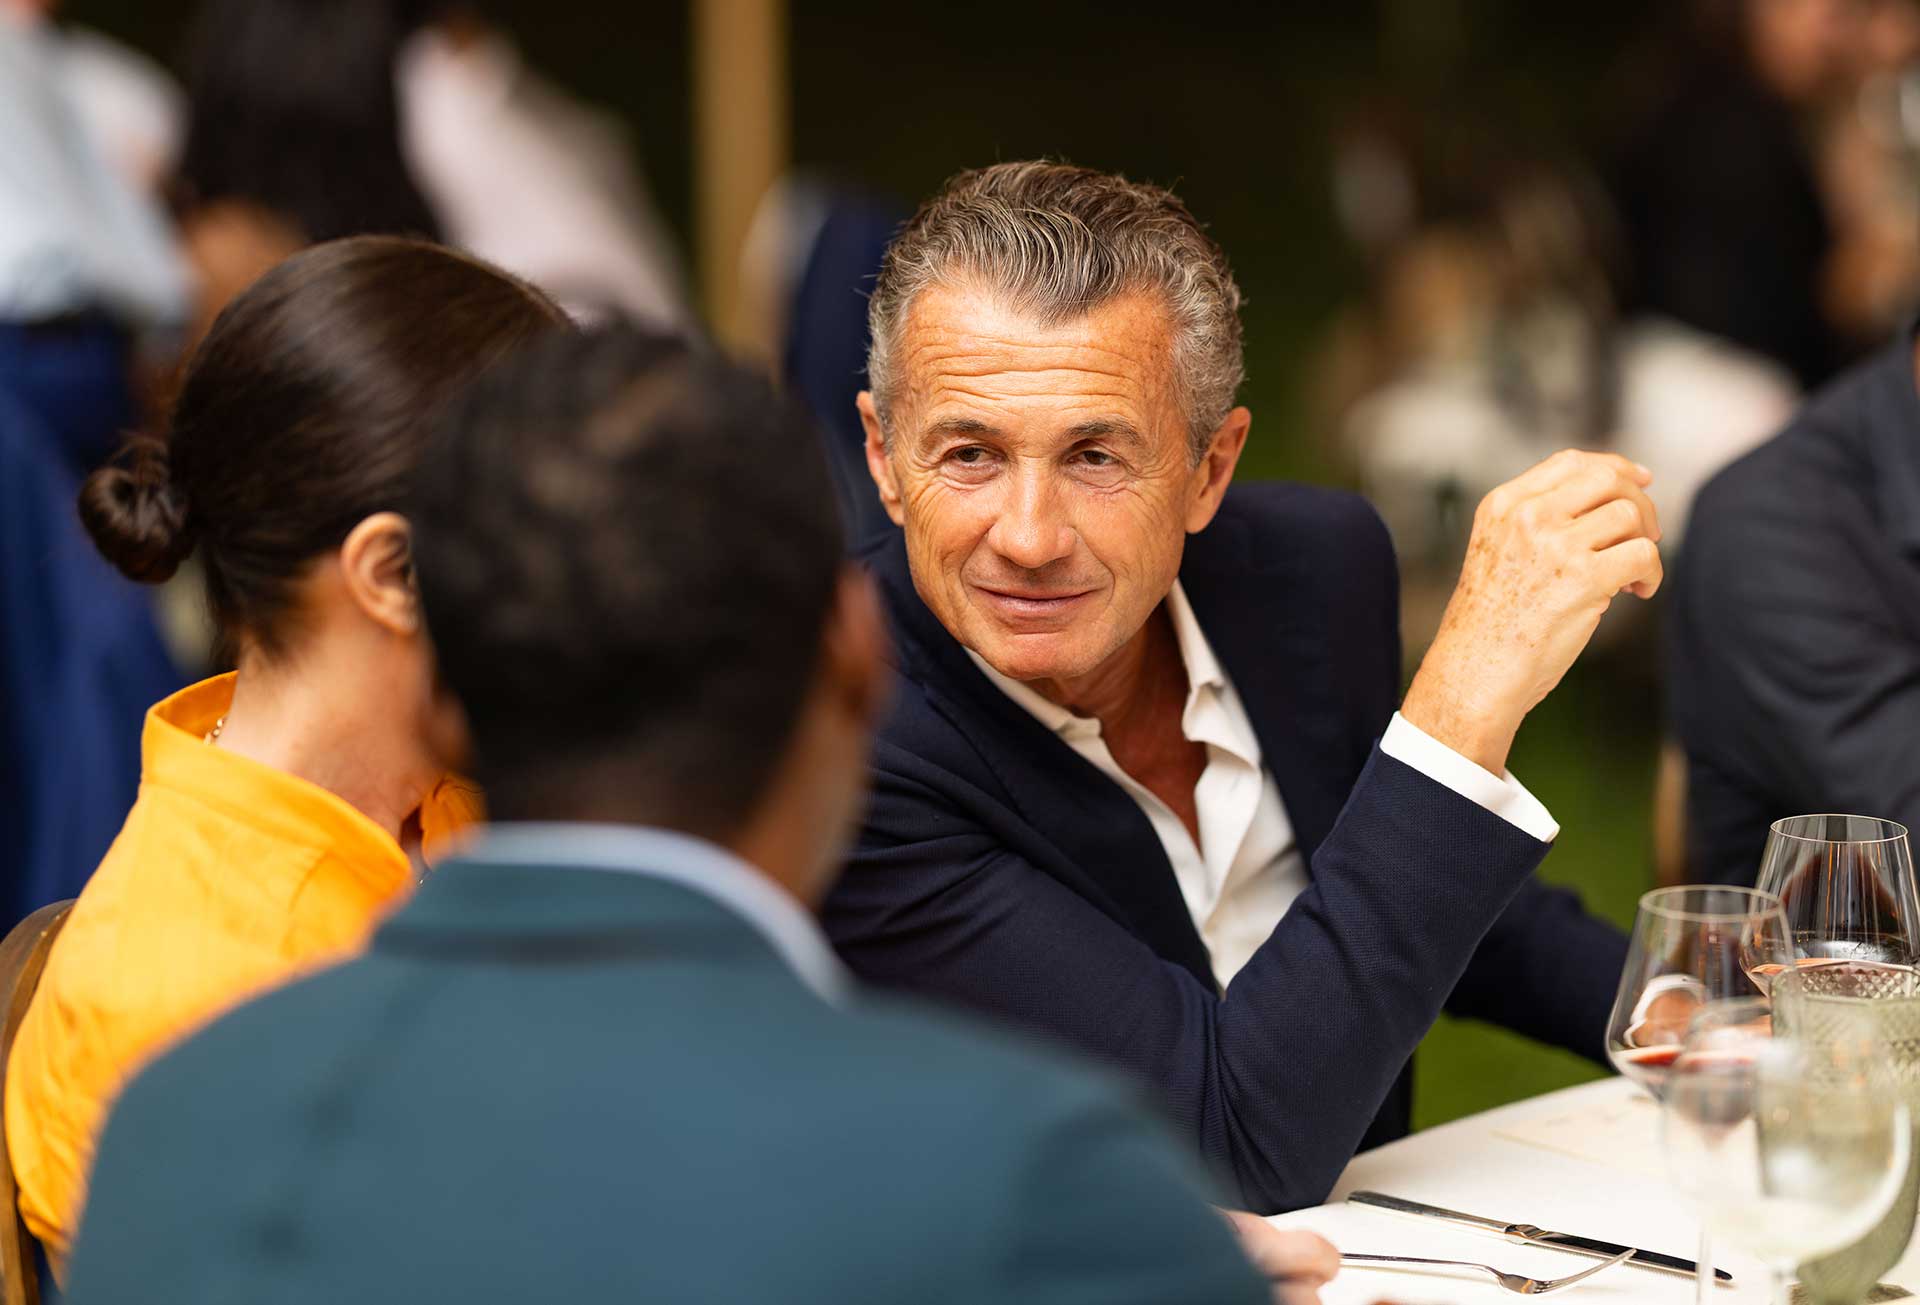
[1266,1076,1920,1304]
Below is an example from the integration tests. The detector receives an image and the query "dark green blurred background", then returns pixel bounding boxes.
[70,0,1673,1126]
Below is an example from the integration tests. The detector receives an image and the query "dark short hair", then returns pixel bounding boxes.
[79,236,567,658]
[410,327,846,835]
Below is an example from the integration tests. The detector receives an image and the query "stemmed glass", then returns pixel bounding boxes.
[1774,963,1920,1305]
[1607,886,1795,1097]
[1663,997,1911,1305]
[1761,815,1920,1305]
[1607,885,1794,1303]
[1755,815,1920,976]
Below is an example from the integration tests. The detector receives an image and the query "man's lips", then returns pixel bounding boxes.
[971,584,1097,619]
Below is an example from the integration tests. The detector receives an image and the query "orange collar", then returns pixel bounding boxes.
[141,674,414,893]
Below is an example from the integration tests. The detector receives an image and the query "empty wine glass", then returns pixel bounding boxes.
[1607,886,1795,1098]
[1664,997,1911,1305]
[1756,815,1920,977]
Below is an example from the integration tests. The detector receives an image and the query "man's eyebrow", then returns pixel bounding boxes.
[1065,418,1146,448]
[921,416,1000,442]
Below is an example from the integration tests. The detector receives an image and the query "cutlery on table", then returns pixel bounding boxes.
[1346,1190,1734,1284]
[1339,1246,1633,1295]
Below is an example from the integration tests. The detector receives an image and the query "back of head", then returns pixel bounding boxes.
[410,327,845,838]
[866,160,1245,460]
[78,236,566,659]
[177,0,440,242]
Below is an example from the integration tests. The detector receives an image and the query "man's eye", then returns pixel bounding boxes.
[1075,449,1117,468]
[951,447,990,465]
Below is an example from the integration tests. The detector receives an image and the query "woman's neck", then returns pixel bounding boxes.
[213,650,432,843]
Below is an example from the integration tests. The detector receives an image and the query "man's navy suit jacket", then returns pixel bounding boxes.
[824,481,1629,1215]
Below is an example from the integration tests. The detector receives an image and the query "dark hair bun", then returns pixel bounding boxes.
[77,434,198,583]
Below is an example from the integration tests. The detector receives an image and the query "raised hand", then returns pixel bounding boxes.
[1401,450,1663,775]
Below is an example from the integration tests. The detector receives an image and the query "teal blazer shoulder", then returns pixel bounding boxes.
[64,853,1267,1304]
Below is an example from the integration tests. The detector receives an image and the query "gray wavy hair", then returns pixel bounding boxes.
[865,161,1246,464]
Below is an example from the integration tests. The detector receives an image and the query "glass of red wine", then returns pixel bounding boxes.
[1608,886,1793,1305]
[1756,815,1920,980]
[1607,886,1794,1098]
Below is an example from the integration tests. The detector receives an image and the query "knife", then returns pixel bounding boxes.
[1346,1190,1735,1284]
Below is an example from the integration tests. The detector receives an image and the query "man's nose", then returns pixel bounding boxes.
[986,464,1076,571]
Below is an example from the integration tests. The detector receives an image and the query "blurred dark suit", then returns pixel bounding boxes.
[0,354,180,926]
[1672,331,1920,883]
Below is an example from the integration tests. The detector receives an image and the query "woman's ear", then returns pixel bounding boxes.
[339,512,420,637]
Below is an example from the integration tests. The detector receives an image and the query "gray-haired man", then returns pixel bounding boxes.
[823,161,1658,1213]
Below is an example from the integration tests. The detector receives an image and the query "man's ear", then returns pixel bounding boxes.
[339,512,420,637]
[819,566,891,728]
[857,391,907,526]
[1185,406,1251,534]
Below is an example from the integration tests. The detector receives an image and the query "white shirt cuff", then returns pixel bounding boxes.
[1380,712,1561,843]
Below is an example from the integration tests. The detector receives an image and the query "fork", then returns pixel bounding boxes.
[1339,1245,1633,1294]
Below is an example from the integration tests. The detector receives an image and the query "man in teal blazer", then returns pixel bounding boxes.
[62,328,1327,1302]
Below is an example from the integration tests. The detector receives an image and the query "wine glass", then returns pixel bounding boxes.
[1756,815,1920,978]
[1608,885,1794,1305]
[1664,996,1911,1305]
[1607,886,1795,1098]
[1774,962,1920,1305]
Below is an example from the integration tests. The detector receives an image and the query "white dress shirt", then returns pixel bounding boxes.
[970,581,1558,991]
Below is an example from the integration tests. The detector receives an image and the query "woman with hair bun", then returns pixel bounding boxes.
[6,235,566,1277]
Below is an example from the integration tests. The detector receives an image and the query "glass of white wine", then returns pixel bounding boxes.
[1774,963,1920,1305]
[1663,996,1912,1305]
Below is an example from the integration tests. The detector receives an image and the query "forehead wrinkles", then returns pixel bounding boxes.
[895,285,1177,424]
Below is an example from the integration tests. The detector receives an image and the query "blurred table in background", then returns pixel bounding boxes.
[1269,1076,1920,1304]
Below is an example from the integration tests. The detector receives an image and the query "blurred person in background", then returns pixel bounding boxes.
[2,0,183,200]
[0,2,187,458]
[167,0,689,337]
[747,177,911,549]
[1615,0,1855,389]
[1319,134,1795,651]
[0,3,190,928]
[168,0,443,347]
[1670,319,1920,884]
[61,325,1320,1305]
[5,237,564,1280]
[397,1,690,325]
[1819,0,1920,348]
[827,161,1658,1215]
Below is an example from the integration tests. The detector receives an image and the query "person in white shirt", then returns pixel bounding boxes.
[397,4,690,327]
[0,6,187,337]
[823,160,1657,1214]
[2,0,184,201]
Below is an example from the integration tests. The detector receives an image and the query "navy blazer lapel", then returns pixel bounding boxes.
[1177,497,1358,864]
[864,533,1216,982]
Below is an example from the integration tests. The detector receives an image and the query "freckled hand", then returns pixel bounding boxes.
[1399,449,1663,776]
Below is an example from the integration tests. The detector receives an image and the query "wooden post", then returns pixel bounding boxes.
[693,0,788,359]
